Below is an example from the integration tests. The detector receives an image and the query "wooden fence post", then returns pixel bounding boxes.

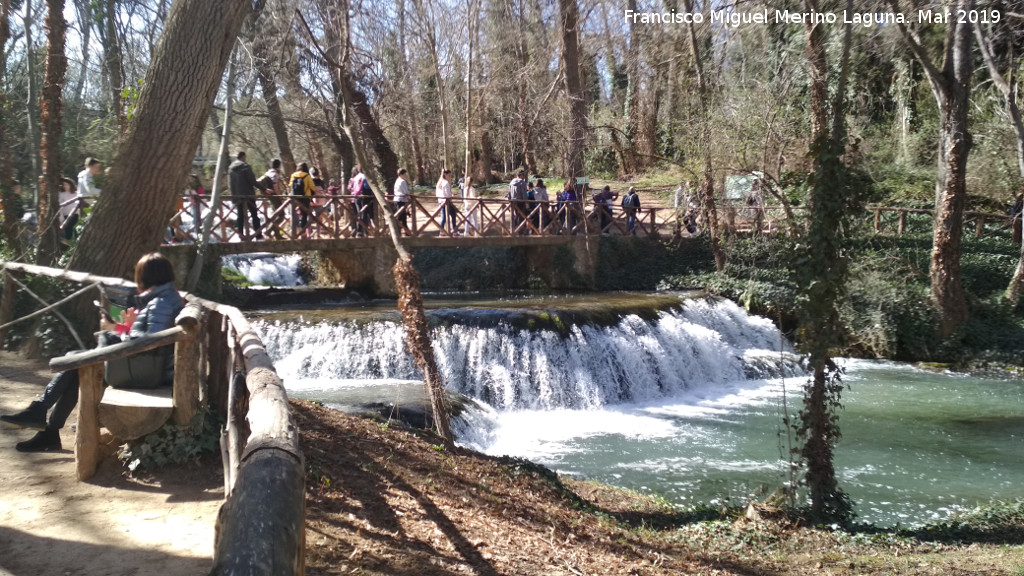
[975,215,985,239]
[0,271,15,345]
[75,363,104,481]
[898,210,907,235]
[172,305,204,425]
[207,311,229,417]
[874,209,882,233]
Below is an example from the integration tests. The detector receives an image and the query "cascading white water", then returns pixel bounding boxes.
[223,253,305,286]
[256,297,801,411]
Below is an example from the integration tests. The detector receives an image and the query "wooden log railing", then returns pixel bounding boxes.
[0,261,304,576]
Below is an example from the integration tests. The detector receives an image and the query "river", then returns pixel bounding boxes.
[238,254,1023,527]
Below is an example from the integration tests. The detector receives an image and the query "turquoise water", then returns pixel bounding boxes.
[481,360,1024,527]
[254,292,1024,527]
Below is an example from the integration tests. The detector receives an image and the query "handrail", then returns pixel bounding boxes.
[49,325,189,371]
[0,260,135,288]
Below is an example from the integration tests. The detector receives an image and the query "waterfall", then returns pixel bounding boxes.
[223,253,305,287]
[256,297,802,411]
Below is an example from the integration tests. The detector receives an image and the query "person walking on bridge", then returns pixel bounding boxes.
[436,169,457,236]
[289,163,316,237]
[229,151,267,240]
[394,169,411,234]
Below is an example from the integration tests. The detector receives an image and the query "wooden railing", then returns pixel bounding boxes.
[0,261,304,576]
[165,194,674,243]
[166,194,1015,245]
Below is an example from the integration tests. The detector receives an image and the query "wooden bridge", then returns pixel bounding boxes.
[166,194,675,249]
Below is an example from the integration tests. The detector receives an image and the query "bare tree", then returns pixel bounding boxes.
[891,0,976,336]
[683,0,724,271]
[69,0,255,281]
[35,0,68,265]
[558,0,586,179]
[0,0,19,250]
[975,21,1024,304]
[299,3,454,442]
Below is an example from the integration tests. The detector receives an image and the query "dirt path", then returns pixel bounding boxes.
[0,352,223,576]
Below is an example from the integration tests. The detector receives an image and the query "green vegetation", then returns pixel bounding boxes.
[660,230,1024,366]
[118,406,222,473]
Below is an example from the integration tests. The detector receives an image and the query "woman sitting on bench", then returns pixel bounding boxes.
[0,252,184,452]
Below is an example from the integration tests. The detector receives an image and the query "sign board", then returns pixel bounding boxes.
[723,172,764,200]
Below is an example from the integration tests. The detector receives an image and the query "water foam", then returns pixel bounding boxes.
[256,298,800,411]
[223,253,305,286]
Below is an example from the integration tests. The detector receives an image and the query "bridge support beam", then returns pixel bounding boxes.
[163,247,223,298]
[320,241,399,297]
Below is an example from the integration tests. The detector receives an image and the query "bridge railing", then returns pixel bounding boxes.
[165,194,1015,245]
[166,194,676,243]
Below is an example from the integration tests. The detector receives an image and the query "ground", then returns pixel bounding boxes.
[3,351,1024,575]
[296,400,1024,576]
[0,352,222,576]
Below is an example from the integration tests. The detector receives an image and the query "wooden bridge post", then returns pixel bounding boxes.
[898,210,907,235]
[75,363,104,481]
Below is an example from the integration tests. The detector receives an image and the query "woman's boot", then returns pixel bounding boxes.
[0,402,47,430]
[15,428,61,452]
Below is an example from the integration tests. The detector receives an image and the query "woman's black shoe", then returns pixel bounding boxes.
[0,402,47,430]
[15,429,62,452]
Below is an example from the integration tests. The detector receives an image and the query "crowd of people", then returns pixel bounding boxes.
[46,151,688,246]
[189,154,662,241]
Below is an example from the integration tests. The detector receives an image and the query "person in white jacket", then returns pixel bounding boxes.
[435,169,456,236]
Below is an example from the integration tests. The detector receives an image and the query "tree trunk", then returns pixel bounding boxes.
[306,5,454,443]
[254,38,296,176]
[463,0,476,188]
[558,0,587,179]
[622,0,642,174]
[0,0,19,250]
[69,0,253,283]
[71,0,90,105]
[797,0,856,525]
[975,24,1024,304]
[100,0,125,128]
[683,0,723,271]
[24,0,41,204]
[892,0,974,335]
[345,74,400,194]
[35,0,67,266]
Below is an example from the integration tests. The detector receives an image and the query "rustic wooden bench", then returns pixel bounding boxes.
[49,303,204,480]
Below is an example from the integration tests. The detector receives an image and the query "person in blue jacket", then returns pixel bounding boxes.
[0,253,184,452]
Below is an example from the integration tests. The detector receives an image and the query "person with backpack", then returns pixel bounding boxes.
[256,159,287,239]
[347,166,369,237]
[621,186,641,235]
[228,151,267,240]
[508,170,528,235]
[593,185,617,234]
[289,162,315,237]
[436,169,457,236]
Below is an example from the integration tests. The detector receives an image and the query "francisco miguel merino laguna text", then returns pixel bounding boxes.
[623,8,1002,27]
